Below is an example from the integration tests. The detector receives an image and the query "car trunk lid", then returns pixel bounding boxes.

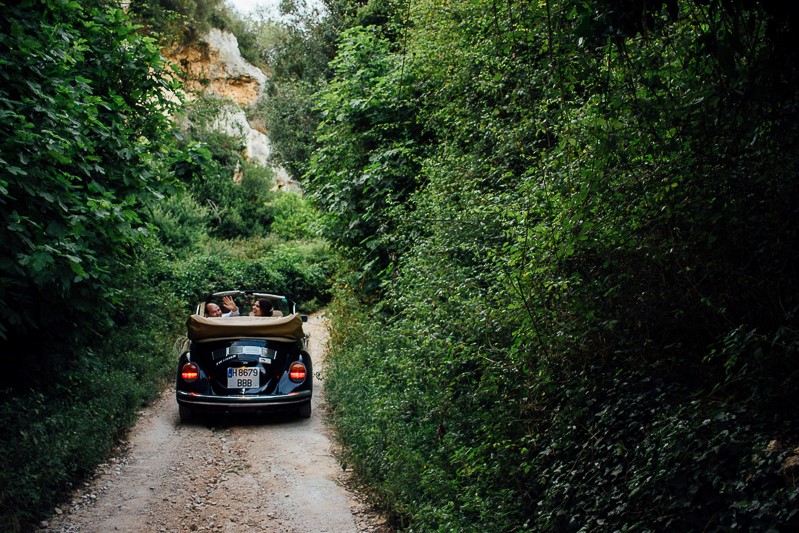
[204,341,288,394]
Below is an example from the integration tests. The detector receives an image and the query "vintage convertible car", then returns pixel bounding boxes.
[175,290,312,422]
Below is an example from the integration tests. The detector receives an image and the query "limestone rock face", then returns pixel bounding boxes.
[165,29,295,189]
[169,28,266,108]
[209,104,292,187]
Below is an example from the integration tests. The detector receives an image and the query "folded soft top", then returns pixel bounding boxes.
[186,313,305,342]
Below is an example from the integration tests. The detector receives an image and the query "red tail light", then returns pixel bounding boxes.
[181,362,200,382]
[289,362,307,383]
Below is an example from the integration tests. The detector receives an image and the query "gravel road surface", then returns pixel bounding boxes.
[38,312,389,533]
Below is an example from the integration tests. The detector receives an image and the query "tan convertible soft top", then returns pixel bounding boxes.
[186,313,305,342]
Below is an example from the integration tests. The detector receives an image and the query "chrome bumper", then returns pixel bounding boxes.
[176,389,311,408]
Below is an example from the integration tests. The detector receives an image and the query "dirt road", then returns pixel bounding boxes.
[39,312,389,533]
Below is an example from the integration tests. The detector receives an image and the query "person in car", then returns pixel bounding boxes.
[206,295,240,317]
[249,298,273,317]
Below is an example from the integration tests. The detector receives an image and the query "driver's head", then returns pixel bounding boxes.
[206,303,222,317]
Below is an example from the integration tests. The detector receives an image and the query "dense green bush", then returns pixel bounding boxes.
[170,99,277,239]
[270,189,321,240]
[253,2,339,178]
[167,236,337,312]
[258,79,323,179]
[0,0,177,356]
[0,246,185,531]
[129,0,228,45]
[315,0,799,530]
[149,190,211,250]
[307,25,426,286]
[0,1,188,528]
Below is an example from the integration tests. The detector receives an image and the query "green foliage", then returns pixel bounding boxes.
[167,236,337,311]
[270,189,322,240]
[255,4,335,80]
[251,2,340,178]
[170,98,277,240]
[177,97,247,157]
[307,25,426,286]
[0,246,184,532]
[129,0,227,45]
[324,0,408,41]
[149,190,211,250]
[254,0,394,182]
[258,79,322,179]
[0,0,178,364]
[318,0,799,530]
[0,0,187,527]
[524,373,799,531]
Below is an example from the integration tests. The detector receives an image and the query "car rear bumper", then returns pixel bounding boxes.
[176,389,311,410]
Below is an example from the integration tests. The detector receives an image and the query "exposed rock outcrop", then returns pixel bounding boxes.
[169,28,265,107]
[165,28,295,190]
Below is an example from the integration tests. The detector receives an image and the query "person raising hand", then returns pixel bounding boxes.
[206,295,240,317]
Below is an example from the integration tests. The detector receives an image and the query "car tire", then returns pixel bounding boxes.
[297,401,312,419]
[178,403,194,423]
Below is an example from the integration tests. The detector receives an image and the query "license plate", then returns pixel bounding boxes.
[227,367,259,389]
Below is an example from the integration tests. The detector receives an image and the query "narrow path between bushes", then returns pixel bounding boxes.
[39,312,391,533]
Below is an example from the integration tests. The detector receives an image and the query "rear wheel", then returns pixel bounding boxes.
[297,401,312,419]
[178,403,194,423]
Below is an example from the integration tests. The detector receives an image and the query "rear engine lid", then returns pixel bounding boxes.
[205,340,285,394]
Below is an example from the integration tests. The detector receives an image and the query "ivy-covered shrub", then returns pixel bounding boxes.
[316,0,799,531]
[527,372,799,532]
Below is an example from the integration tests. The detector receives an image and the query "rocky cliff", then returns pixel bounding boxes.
[165,28,293,189]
